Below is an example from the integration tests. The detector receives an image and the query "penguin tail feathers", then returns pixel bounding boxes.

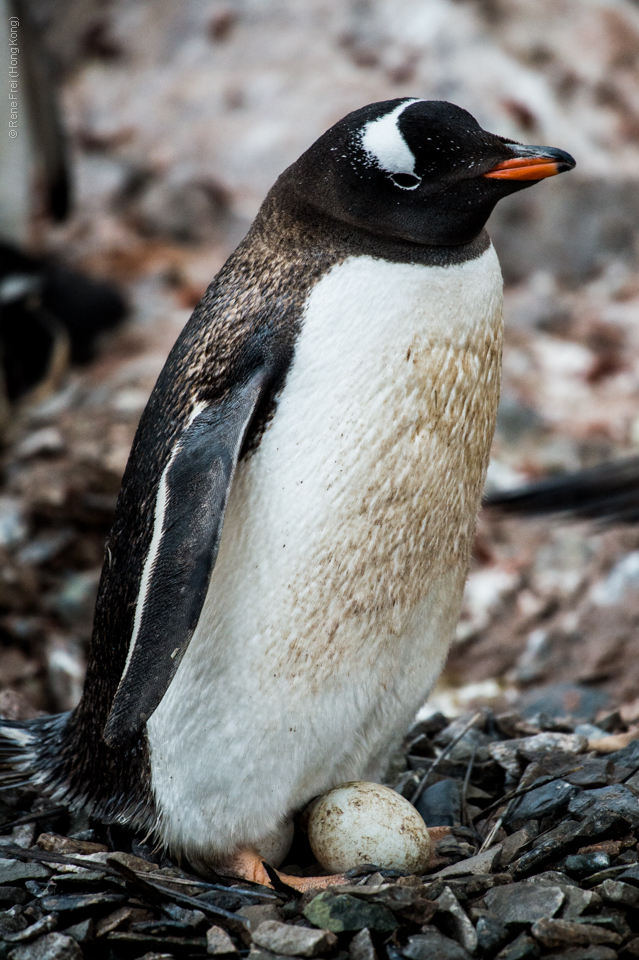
[485,456,639,525]
[0,713,74,801]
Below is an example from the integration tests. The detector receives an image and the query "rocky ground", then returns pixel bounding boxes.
[4,710,639,958]
[3,0,639,955]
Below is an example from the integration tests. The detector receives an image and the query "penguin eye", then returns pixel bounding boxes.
[389,172,422,190]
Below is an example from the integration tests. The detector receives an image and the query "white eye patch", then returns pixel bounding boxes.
[360,99,423,175]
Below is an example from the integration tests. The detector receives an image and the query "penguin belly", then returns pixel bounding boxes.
[146,247,503,865]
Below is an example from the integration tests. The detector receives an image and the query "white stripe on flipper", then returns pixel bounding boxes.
[120,401,207,684]
[360,99,422,175]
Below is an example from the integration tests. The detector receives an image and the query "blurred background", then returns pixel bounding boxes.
[2,0,639,725]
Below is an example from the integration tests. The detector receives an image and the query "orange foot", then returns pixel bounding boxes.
[219,847,349,893]
[219,828,452,893]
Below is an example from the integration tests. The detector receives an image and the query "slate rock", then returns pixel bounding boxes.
[402,929,472,960]
[236,903,282,930]
[511,820,583,878]
[558,885,602,919]
[303,893,397,933]
[495,932,539,959]
[517,733,588,761]
[434,886,477,955]
[618,864,639,887]
[490,742,522,782]
[415,780,461,827]
[483,882,564,924]
[62,919,93,943]
[564,852,611,877]
[247,951,303,960]
[530,918,622,947]
[0,889,29,907]
[598,878,639,907]
[40,891,126,913]
[476,915,510,955]
[252,920,338,958]
[568,784,639,828]
[564,758,627,787]
[207,924,240,957]
[606,738,639,768]
[506,779,579,827]
[497,825,539,868]
[4,915,58,943]
[7,933,82,960]
[430,845,502,878]
[543,950,617,960]
[0,859,51,883]
[349,928,377,960]
[0,906,28,937]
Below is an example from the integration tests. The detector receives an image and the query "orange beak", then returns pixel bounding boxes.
[483,146,575,181]
[484,157,566,181]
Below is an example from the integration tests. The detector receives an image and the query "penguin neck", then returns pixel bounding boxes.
[251,185,491,269]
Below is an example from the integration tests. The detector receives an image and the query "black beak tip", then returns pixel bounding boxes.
[554,148,576,171]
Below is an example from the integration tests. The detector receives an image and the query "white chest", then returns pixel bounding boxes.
[147,247,503,859]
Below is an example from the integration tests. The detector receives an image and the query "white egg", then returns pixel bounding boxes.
[308,781,431,875]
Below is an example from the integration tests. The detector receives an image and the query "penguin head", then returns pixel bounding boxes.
[283,99,575,246]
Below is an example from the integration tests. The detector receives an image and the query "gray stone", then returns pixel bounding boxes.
[248,951,302,960]
[484,882,564,924]
[563,852,611,877]
[63,919,93,944]
[0,906,28,937]
[530,918,622,948]
[430,844,502,878]
[237,903,282,931]
[618,863,639,886]
[7,933,82,960]
[415,779,460,827]
[506,779,579,827]
[476,916,509,955]
[568,784,639,828]
[252,920,337,958]
[349,928,377,960]
[511,820,583,878]
[402,929,472,960]
[517,733,588,761]
[489,742,522,782]
[163,902,207,927]
[206,924,240,957]
[495,933,540,959]
[559,886,602,919]
[543,949,616,960]
[0,889,29,907]
[435,886,477,955]
[497,824,539,868]
[0,859,51,883]
[564,758,627,787]
[303,893,397,933]
[525,871,578,888]
[40,892,126,913]
[598,877,639,907]
[4,915,58,943]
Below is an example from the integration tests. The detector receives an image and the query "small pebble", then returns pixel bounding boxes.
[206,924,240,957]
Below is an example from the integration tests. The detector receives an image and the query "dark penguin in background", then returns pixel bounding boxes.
[0,100,574,887]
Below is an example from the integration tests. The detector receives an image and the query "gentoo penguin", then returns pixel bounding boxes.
[0,99,574,887]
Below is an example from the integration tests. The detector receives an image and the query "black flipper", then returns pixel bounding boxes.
[103,366,272,746]
[485,455,639,525]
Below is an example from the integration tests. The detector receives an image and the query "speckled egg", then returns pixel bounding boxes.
[308,781,431,874]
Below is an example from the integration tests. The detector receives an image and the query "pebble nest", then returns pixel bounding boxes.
[2,708,639,959]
